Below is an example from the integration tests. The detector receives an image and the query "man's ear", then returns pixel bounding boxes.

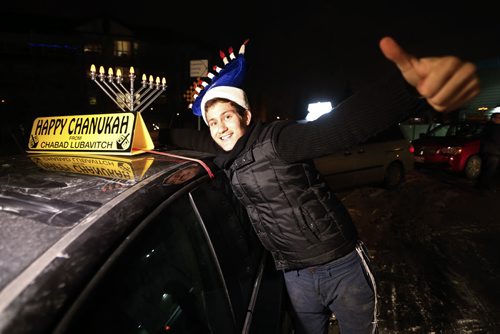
[245,110,252,126]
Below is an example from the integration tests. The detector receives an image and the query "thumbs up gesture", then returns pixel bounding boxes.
[379,36,480,112]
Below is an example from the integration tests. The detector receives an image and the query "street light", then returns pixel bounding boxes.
[305,101,333,122]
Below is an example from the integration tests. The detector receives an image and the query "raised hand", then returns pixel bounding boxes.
[379,36,480,112]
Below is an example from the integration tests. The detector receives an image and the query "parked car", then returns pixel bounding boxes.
[0,151,292,334]
[314,124,414,190]
[412,122,485,179]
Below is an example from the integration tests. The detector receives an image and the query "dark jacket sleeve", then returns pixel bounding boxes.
[159,127,221,154]
[275,69,426,163]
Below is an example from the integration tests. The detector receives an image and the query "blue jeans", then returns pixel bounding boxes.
[283,242,378,334]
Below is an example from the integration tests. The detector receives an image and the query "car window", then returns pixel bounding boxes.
[454,123,484,137]
[426,123,484,138]
[364,124,405,144]
[189,175,264,329]
[56,181,239,333]
[426,124,450,137]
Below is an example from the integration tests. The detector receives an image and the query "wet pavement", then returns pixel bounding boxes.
[335,169,500,333]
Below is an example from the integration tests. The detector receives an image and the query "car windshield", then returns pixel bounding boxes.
[425,122,484,138]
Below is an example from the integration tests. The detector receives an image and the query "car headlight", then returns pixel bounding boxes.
[438,146,462,155]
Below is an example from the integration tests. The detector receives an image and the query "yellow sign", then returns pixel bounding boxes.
[26,112,154,155]
[29,154,155,181]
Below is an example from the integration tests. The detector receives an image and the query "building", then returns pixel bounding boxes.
[0,13,211,155]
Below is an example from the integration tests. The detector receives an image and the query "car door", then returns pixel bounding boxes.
[314,145,360,189]
[189,174,291,334]
[314,125,410,190]
[54,170,289,334]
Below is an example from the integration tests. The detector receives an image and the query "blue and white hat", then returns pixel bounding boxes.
[190,39,250,124]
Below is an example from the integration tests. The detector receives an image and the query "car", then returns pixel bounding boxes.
[411,122,485,179]
[0,151,292,334]
[313,124,415,191]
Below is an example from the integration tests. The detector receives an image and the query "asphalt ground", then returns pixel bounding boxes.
[329,169,500,333]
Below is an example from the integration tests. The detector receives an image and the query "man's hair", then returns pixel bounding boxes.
[204,98,247,120]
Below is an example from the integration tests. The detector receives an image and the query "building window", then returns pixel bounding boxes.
[114,40,131,57]
[83,43,102,54]
[133,42,139,56]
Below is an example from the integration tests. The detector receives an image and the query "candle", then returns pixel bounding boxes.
[219,50,228,65]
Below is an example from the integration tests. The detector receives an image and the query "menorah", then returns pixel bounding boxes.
[90,65,167,113]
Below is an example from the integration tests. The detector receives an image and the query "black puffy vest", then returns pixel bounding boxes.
[226,122,358,271]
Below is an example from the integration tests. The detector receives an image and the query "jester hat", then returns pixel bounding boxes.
[190,39,250,124]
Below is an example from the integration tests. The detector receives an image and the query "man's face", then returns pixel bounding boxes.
[492,114,500,124]
[206,101,250,151]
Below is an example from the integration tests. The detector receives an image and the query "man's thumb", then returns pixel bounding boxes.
[379,36,414,72]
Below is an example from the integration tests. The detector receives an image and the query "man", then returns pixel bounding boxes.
[477,111,500,191]
[164,36,480,333]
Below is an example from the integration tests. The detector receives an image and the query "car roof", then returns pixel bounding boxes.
[0,150,215,332]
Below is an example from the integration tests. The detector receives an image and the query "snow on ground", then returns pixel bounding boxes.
[335,169,500,333]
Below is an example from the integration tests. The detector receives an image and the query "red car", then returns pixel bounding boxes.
[412,122,485,179]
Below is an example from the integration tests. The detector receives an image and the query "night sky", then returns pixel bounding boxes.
[6,1,498,58]
[3,1,499,119]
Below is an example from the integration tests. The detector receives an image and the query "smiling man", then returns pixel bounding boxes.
[163,37,480,334]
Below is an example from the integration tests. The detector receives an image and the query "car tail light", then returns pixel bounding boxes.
[438,146,463,155]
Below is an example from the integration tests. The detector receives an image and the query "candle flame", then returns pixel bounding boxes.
[142,74,147,81]
[156,77,160,84]
[149,75,154,82]
[90,64,96,73]
[116,69,122,77]
[108,67,114,76]
[130,66,135,74]
[99,66,105,74]
[162,77,166,85]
